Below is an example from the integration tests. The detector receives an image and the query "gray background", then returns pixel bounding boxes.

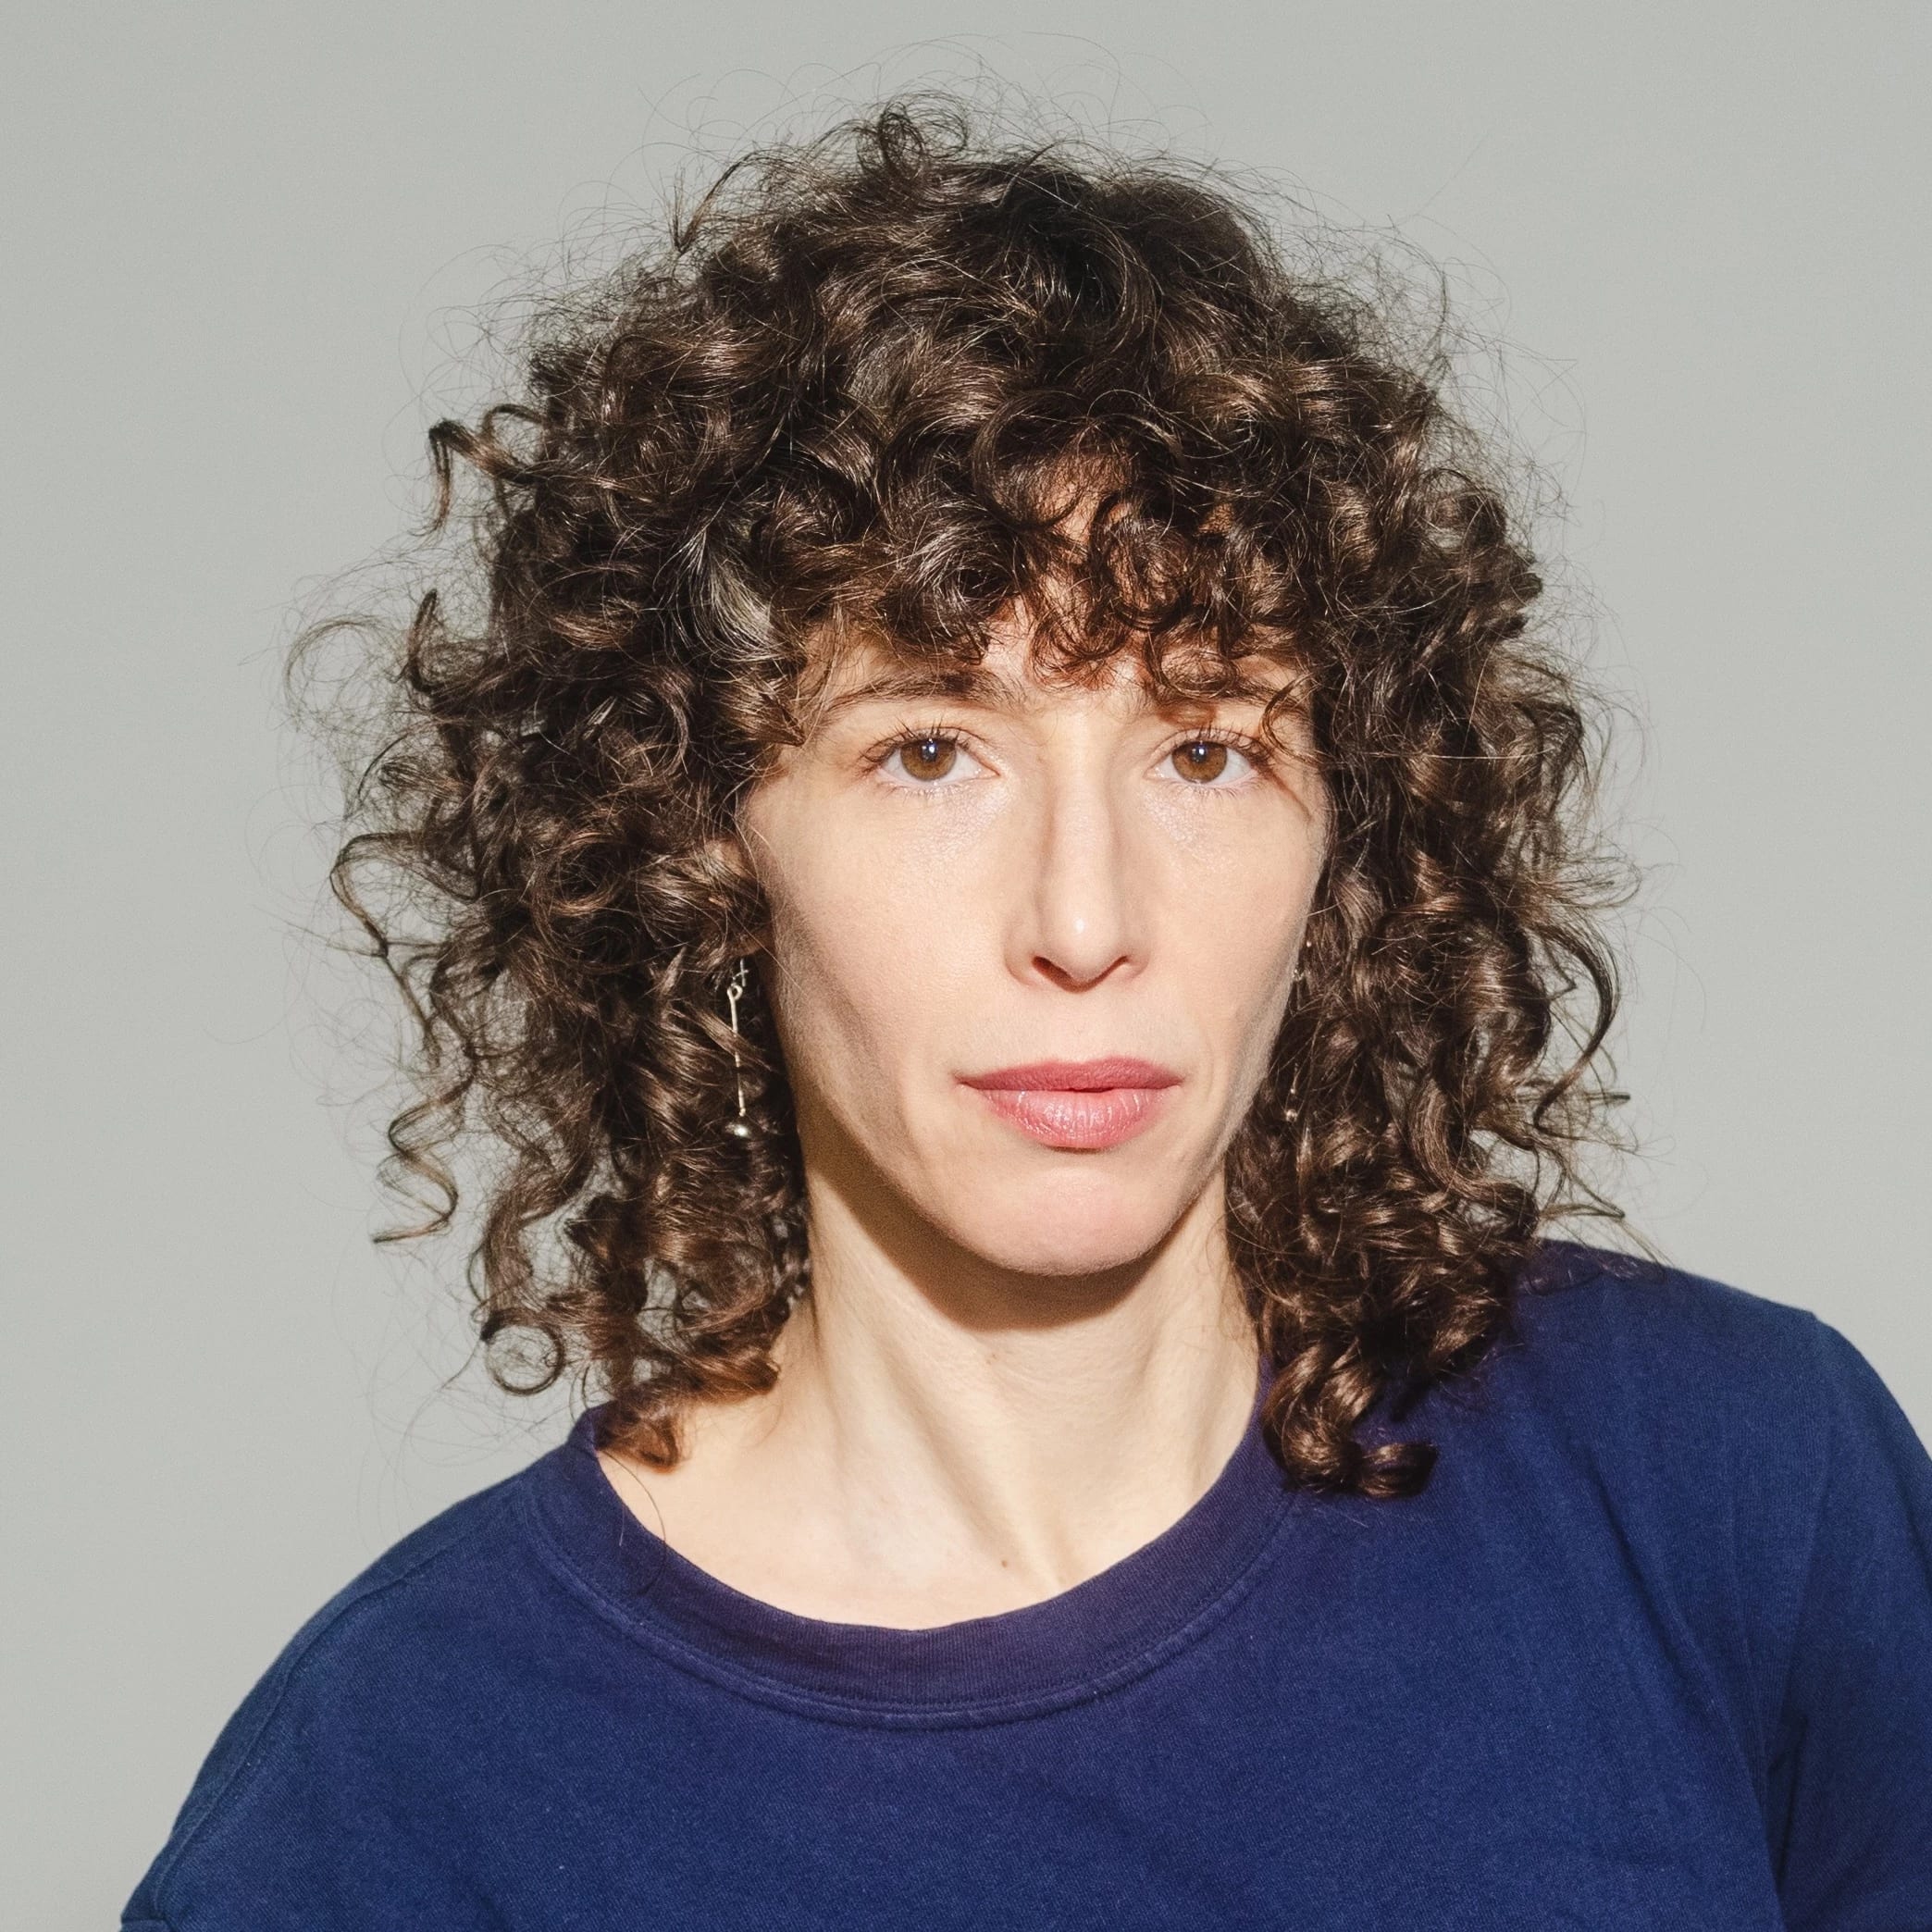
[5,4,1926,1922]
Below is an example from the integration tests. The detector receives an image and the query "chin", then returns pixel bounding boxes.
[935,1166,1197,1282]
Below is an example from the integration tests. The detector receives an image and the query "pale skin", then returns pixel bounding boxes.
[600,608,1329,1628]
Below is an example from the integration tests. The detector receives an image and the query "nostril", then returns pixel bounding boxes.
[1032,951,1131,992]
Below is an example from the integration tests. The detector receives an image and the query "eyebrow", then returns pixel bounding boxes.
[815,663,1030,720]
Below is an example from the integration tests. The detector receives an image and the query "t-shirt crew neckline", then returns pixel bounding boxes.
[521,1375,1299,1726]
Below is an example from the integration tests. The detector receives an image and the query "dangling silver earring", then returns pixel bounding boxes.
[1282,929,1314,1125]
[724,957,752,1141]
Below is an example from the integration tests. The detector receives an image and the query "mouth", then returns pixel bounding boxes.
[958,1058,1182,1152]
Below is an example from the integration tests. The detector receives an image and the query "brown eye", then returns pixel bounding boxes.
[896,734,959,781]
[1170,739,1230,784]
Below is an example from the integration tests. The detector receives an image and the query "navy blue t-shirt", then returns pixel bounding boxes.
[124,1245,1932,1929]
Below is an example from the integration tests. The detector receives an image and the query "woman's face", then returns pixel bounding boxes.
[738,613,1328,1286]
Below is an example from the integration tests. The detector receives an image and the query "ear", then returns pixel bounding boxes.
[698,825,774,953]
[700,818,757,885]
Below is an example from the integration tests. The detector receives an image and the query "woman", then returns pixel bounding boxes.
[125,102,1932,1928]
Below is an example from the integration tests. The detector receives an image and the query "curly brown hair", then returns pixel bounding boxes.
[303,97,1628,1501]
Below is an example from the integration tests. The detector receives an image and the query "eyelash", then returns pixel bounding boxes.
[863,721,1275,786]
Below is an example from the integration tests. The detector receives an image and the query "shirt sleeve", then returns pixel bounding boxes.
[1766,1315,1932,1929]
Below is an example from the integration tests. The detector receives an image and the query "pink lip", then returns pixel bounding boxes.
[960,1059,1182,1151]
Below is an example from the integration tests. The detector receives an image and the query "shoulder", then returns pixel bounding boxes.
[124,1451,569,1928]
[1488,1236,1850,1457]
[1509,1234,1829,1358]
[1494,1237,1928,1500]
[1437,1241,1861,1606]
[229,1459,539,1708]
[1466,1242,1932,1896]
[1451,1238,1927,1671]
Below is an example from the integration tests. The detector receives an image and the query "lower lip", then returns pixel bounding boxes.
[971,1085,1174,1151]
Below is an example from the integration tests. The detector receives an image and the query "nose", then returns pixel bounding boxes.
[1009,756,1146,990]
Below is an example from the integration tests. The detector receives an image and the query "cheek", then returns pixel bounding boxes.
[753,806,989,1106]
[1146,812,1319,1074]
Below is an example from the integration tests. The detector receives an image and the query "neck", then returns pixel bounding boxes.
[606,1170,1263,1629]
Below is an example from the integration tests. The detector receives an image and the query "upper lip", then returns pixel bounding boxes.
[960,1058,1182,1092]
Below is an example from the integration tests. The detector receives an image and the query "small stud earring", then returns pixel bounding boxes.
[724,957,752,1141]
